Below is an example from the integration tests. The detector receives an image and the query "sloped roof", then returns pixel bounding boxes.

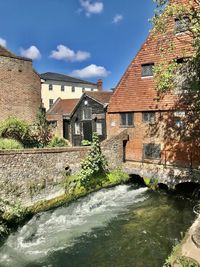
[85,91,113,105]
[40,72,97,86]
[47,98,79,115]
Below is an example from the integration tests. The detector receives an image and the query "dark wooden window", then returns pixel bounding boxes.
[143,144,161,159]
[49,84,53,91]
[141,63,154,77]
[61,85,65,91]
[49,99,54,109]
[175,17,189,33]
[120,113,134,127]
[143,112,156,123]
[83,108,92,120]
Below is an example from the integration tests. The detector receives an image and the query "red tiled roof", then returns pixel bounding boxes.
[85,91,113,105]
[47,98,79,115]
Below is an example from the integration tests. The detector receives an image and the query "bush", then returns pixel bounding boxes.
[79,133,108,190]
[48,136,68,148]
[0,117,31,144]
[81,140,92,146]
[0,138,23,149]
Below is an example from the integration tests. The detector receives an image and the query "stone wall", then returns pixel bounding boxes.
[0,131,126,206]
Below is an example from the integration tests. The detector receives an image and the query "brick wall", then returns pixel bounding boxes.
[0,56,41,123]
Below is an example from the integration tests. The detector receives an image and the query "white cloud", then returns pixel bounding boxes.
[20,46,41,60]
[50,44,90,62]
[70,64,110,78]
[0,38,7,47]
[112,14,123,24]
[79,0,104,17]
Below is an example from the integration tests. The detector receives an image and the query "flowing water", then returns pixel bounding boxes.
[0,185,195,267]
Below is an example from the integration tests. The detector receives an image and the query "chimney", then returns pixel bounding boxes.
[97,79,103,91]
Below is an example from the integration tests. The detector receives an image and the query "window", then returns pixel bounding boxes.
[175,17,189,33]
[49,84,53,91]
[48,120,57,128]
[49,99,54,109]
[72,86,75,92]
[120,113,134,127]
[141,63,154,77]
[143,144,161,159]
[82,87,85,93]
[96,122,103,135]
[61,85,65,91]
[83,108,92,120]
[175,118,184,128]
[143,112,156,123]
[74,122,80,135]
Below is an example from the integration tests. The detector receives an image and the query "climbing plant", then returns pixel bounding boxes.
[79,132,108,190]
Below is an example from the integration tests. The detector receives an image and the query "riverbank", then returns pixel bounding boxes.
[0,169,130,241]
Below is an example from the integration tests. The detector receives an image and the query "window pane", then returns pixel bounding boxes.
[144,144,161,159]
[61,85,64,91]
[127,113,133,125]
[120,113,126,126]
[96,122,102,135]
[142,64,154,77]
[75,122,80,135]
[175,17,189,33]
[143,112,155,123]
[49,84,53,91]
[49,99,54,109]
[83,108,92,120]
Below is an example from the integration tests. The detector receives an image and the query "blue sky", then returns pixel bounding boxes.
[0,0,156,90]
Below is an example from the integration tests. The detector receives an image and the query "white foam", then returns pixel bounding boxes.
[0,185,148,266]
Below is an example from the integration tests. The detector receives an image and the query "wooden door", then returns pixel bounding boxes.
[63,120,70,140]
[83,121,92,141]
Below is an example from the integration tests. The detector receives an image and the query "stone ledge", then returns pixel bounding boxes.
[0,146,89,155]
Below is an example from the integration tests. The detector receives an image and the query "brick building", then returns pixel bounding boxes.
[107,0,200,168]
[0,45,41,123]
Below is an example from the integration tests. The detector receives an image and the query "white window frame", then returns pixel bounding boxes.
[96,122,103,135]
[74,122,80,135]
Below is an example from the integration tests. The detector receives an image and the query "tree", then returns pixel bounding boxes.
[152,0,200,102]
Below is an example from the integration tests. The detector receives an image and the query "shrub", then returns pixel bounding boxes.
[81,140,92,146]
[31,110,53,147]
[0,117,31,144]
[0,138,23,149]
[79,132,108,190]
[48,136,68,148]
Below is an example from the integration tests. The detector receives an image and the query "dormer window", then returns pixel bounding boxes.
[141,63,154,77]
[175,17,189,33]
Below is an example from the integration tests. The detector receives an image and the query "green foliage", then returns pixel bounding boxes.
[152,0,200,100]
[48,136,68,148]
[81,139,92,146]
[79,133,108,190]
[107,169,129,184]
[0,117,31,145]
[0,138,23,149]
[31,110,53,147]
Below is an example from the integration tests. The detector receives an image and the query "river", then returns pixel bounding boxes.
[0,185,195,267]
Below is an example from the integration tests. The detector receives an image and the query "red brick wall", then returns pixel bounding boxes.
[107,0,198,167]
[0,56,41,123]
